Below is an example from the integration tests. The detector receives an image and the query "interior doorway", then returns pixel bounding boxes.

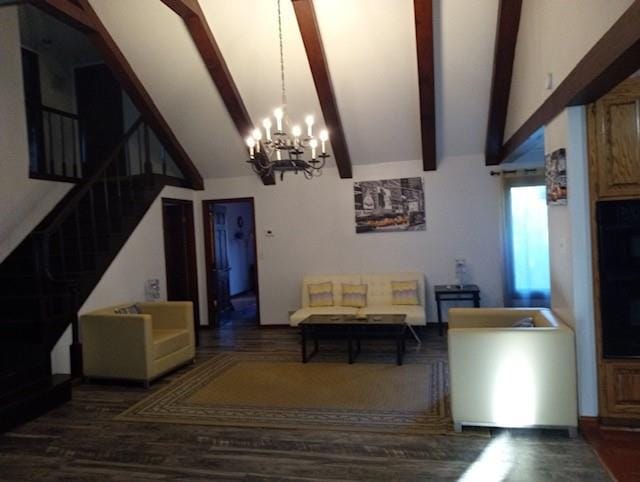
[75,63,124,173]
[162,198,200,345]
[202,198,260,328]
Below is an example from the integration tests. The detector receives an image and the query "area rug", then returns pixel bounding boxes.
[116,352,458,434]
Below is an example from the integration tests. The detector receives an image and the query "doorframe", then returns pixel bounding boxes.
[161,197,200,344]
[202,197,261,327]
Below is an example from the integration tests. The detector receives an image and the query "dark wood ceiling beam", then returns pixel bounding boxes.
[73,0,203,189]
[500,0,640,164]
[485,0,522,166]
[292,0,352,179]
[413,0,436,171]
[162,0,275,186]
[31,0,94,32]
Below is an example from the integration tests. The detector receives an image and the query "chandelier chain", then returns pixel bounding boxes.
[277,0,287,108]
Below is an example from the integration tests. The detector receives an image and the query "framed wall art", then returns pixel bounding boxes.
[546,148,567,205]
[353,177,426,233]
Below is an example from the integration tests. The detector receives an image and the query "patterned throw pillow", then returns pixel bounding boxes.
[391,281,420,305]
[512,316,535,328]
[308,282,334,307]
[342,283,367,308]
[114,304,141,315]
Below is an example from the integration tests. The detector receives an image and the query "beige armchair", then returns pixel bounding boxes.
[447,308,578,436]
[80,301,195,386]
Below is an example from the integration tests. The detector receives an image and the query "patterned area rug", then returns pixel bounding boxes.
[116,352,461,435]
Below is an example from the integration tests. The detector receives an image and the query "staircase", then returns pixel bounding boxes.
[0,117,188,431]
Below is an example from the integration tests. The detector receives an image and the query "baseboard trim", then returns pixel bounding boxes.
[600,416,640,429]
[579,416,599,433]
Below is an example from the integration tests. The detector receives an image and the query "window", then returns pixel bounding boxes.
[503,176,550,306]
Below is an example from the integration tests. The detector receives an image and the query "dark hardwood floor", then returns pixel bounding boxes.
[0,323,611,481]
[582,420,640,482]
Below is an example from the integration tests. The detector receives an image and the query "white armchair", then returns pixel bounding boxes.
[80,301,195,386]
[447,308,578,436]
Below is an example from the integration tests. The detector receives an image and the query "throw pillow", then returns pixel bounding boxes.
[342,283,367,308]
[308,282,334,307]
[114,304,141,315]
[391,280,420,305]
[512,316,535,328]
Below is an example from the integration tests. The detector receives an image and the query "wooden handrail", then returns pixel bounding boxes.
[34,116,144,238]
[41,104,80,120]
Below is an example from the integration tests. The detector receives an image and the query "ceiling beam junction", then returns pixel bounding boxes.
[485,0,522,166]
[500,0,640,164]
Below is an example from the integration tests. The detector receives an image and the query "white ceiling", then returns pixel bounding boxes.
[88,0,500,179]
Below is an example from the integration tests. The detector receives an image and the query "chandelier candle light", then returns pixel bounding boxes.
[245,0,330,181]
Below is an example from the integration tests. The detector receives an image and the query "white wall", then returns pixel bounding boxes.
[505,0,634,139]
[0,7,71,263]
[545,107,598,417]
[195,156,504,325]
[51,185,195,373]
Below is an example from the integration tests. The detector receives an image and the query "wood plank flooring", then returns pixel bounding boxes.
[582,419,640,482]
[0,323,611,481]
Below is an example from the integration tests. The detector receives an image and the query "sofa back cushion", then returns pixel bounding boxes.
[342,283,368,308]
[302,274,361,307]
[361,273,424,306]
[308,281,334,307]
[448,308,559,329]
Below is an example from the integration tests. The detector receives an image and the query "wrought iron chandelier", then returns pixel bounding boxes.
[245,0,329,181]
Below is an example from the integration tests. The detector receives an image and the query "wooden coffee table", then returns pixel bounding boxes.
[299,314,408,365]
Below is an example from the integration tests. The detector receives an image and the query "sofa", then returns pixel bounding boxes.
[289,272,426,326]
[80,301,196,386]
[447,307,578,436]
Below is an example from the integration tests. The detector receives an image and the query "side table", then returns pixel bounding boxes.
[434,284,480,336]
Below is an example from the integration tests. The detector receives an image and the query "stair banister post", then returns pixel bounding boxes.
[68,283,83,378]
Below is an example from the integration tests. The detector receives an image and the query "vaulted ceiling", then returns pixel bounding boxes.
[80,0,499,180]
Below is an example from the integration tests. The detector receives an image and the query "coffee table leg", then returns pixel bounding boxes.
[436,296,443,336]
[301,325,307,363]
[348,329,354,364]
[396,327,405,366]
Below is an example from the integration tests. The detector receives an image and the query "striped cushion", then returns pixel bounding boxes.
[114,304,141,315]
[342,283,367,308]
[308,282,334,307]
[391,281,419,305]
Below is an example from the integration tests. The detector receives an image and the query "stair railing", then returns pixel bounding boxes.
[33,116,146,283]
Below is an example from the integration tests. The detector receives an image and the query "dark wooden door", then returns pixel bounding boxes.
[21,48,45,174]
[75,64,123,172]
[213,206,232,314]
[162,199,200,345]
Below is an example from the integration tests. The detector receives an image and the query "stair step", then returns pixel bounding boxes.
[0,374,71,432]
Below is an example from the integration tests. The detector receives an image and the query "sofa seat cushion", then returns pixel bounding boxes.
[358,305,426,326]
[153,329,190,360]
[289,306,359,326]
